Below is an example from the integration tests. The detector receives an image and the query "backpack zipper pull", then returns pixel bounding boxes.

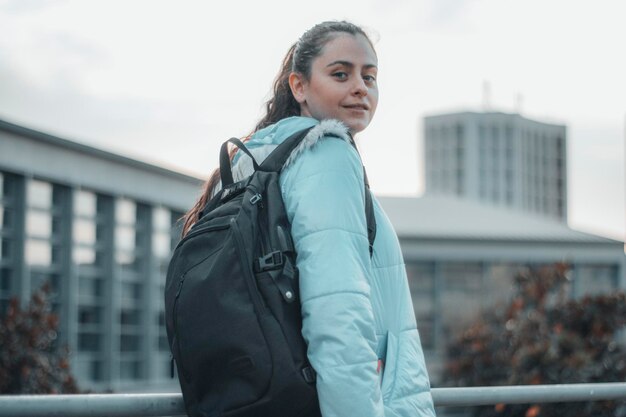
[250,193,262,205]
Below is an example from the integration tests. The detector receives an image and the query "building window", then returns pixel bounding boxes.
[115,198,143,271]
[27,180,52,210]
[0,172,20,315]
[0,173,17,201]
[79,306,102,325]
[0,268,12,314]
[26,210,52,238]
[74,190,97,217]
[115,225,136,253]
[405,262,435,349]
[0,206,11,230]
[115,198,150,381]
[73,218,97,245]
[74,188,106,384]
[576,265,618,296]
[25,239,52,266]
[79,333,101,352]
[73,190,100,265]
[1,237,12,260]
[456,169,464,195]
[120,360,141,380]
[78,278,103,301]
[152,207,172,260]
[116,198,136,224]
[24,181,66,292]
[441,262,483,342]
[0,268,11,291]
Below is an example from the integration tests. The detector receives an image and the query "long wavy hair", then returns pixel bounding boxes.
[181,21,374,237]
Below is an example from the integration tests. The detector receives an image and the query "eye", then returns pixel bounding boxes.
[363,74,377,83]
[332,71,348,80]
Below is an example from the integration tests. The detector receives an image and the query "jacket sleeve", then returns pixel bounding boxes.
[280,136,385,417]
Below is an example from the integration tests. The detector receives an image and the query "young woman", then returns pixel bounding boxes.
[183,21,436,417]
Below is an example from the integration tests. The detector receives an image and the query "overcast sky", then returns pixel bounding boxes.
[0,0,624,241]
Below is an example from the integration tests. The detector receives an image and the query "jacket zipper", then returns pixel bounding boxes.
[231,218,266,314]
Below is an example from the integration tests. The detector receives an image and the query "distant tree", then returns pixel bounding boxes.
[443,264,626,417]
[0,282,79,394]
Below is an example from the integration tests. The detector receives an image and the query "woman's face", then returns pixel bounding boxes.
[289,33,379,135]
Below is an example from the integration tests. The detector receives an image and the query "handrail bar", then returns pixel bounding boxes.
[431,382,626,407]
[0,383,625,417]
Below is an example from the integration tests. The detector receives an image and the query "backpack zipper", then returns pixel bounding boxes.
[231,218,267,313]
[175,222,231,250]
[172,272,187,379]
[250,192,270,256]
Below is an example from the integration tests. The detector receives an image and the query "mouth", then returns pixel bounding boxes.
[343,103,369,111]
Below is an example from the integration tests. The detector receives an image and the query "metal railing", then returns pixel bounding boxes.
[1,383,625,417]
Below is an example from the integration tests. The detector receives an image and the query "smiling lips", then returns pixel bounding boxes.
[343,103,369,111]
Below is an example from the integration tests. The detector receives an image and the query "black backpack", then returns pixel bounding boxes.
[164,127,376,417]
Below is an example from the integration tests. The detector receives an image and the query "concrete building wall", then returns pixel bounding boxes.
[424,112,567,221]
[1,120,203,391]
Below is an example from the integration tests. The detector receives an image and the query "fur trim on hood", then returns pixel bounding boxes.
[230,118,351,183]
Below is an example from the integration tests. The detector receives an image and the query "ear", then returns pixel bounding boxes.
[288,72,307,104]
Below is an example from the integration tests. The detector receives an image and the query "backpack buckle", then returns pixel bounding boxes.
[254,251,283,272]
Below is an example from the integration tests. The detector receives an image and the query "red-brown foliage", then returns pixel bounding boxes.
[444,264,626,417]
[0,282,79,394]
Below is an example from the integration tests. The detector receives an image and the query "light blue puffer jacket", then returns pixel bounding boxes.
[231,116,436,417]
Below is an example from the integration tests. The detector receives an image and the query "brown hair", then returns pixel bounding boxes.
[181,21,374,236]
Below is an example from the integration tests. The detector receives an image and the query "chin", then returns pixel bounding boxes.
[345,121,369,135]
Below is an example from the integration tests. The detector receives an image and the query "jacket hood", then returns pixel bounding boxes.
[229,116,352,183]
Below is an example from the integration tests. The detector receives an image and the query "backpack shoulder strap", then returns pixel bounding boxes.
[259,127,315,172]
[260,126,377,257]
[362,167,377,257]
[347,135,377,257]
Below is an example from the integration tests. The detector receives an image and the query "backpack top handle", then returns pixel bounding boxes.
[220,138,261,187]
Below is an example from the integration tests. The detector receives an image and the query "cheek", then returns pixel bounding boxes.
[310,86,339,114]
[370,89,379,111]
[370,86,379,101]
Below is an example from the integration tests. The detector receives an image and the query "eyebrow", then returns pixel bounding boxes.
[326,60,378,70]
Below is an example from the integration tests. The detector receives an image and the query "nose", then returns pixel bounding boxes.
[351,77,368,97]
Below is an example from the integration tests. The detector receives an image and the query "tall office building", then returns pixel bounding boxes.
[424,112,567,221]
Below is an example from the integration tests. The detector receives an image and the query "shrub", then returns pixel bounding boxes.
[0,282,79,394]
[443,264,626,417]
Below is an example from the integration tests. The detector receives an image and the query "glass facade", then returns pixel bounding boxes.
[74,190,105,382]
[405,260,621,360]
[406,262,435,349]
[0,172,20,314]
[0,170,184,390]
[25,179,67,314]
[152,206,182,379]
[116,198,144,381]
